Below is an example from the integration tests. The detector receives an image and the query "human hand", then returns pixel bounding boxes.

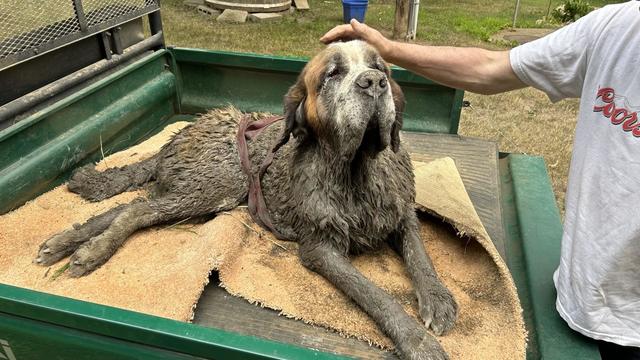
[320,19,393,59]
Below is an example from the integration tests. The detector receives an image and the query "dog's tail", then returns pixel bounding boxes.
[67,156,158,202]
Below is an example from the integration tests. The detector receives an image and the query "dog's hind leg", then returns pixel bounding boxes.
[67,198,162,277]
[66,192,243,277]
[35,200,139,266]
[299,242,449,360]
[67,156,158,202]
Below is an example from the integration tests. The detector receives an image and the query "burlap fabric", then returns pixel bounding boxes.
[0,123,526,359]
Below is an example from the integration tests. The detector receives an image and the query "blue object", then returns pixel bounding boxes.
[342,0,368,23]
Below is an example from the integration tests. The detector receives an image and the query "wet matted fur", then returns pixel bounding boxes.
[35,41,458,360]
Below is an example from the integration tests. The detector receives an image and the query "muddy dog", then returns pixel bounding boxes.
[35,40,457,359]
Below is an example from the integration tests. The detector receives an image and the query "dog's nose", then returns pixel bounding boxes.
[355,70,387,96]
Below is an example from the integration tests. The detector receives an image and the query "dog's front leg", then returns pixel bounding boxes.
[396,212,458,335]
[299,242,449,360]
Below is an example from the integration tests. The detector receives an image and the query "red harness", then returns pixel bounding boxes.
[236,114,286,239]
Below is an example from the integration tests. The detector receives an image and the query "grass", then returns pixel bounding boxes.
[162,0,620,53]
[160,0,621,214]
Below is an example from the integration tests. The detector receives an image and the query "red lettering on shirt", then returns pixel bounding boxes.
[621,113,640,137]
[593,87,640,138]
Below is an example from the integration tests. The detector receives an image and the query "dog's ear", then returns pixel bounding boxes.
[389,78,405,152]
[276,77,309,148]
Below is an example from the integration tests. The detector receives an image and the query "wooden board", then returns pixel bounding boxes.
[293,0,309,10]
[403,132,505,260]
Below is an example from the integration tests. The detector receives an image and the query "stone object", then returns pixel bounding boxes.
[197,5,221,16]
[217,9,249,23]
[275,7,295,15]
[248,12,283,22]
[293,0,309,10]
[206,0,291,13]
[183,0,205,7]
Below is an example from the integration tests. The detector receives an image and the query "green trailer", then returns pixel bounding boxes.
[0,2,600,359]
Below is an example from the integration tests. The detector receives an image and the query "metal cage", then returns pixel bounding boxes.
[0,0,164,127]
[0,0,160,70]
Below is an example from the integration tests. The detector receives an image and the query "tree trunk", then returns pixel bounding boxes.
[393,0,410,40]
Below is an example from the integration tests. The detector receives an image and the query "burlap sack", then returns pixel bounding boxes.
[0,122,526,359]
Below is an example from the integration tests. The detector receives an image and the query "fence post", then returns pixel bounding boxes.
[393,0,410,39]
[512,0,521,28]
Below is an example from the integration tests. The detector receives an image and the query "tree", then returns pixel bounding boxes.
[393,0,410,39]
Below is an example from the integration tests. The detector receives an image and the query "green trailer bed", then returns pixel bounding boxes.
[0,44,599,360]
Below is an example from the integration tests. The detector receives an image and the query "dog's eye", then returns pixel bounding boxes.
[326,66,340,78]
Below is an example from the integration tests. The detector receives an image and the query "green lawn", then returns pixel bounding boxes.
[162,0,621,55]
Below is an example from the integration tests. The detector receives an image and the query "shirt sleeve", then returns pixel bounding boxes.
[509,9,604,102]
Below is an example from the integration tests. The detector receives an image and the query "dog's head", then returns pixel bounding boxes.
[279,40,405,159]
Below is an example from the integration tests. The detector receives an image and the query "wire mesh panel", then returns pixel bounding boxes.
[83,0,157,27]
[0,1,79,60]
[0,0,159,70]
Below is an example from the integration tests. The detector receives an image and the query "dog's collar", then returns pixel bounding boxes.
[236,114,286,239]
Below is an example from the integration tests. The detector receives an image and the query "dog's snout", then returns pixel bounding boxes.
[355,70,387,96]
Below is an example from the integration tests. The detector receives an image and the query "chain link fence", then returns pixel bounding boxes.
[0,0,158,69]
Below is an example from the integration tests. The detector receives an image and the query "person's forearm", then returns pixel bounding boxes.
[381,42,526,95]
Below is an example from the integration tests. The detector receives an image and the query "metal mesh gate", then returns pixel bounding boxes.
[0,0,159,70]
[83,0,157,26]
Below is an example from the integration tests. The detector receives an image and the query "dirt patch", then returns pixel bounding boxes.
[491,28,556,45]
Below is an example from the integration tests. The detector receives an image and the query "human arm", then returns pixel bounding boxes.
[321,19,526,95]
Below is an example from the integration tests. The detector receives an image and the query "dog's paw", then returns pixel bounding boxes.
[397,328,449,360]
[35,227,89,266]
[68,233,116,277]
[417,281,458,336]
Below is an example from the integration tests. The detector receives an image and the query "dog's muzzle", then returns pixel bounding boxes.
[348,70,393,157]
[358,112,390,155]
[355,70,388,97]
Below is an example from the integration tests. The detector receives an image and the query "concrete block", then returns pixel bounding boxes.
[277,6,296,15]
[248,12,283,22]
[197,5,221,16]
[217,9,249,23]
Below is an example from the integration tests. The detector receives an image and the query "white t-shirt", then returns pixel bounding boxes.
[510,1,640,347]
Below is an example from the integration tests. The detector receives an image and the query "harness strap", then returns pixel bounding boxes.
[236,114,286,239]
